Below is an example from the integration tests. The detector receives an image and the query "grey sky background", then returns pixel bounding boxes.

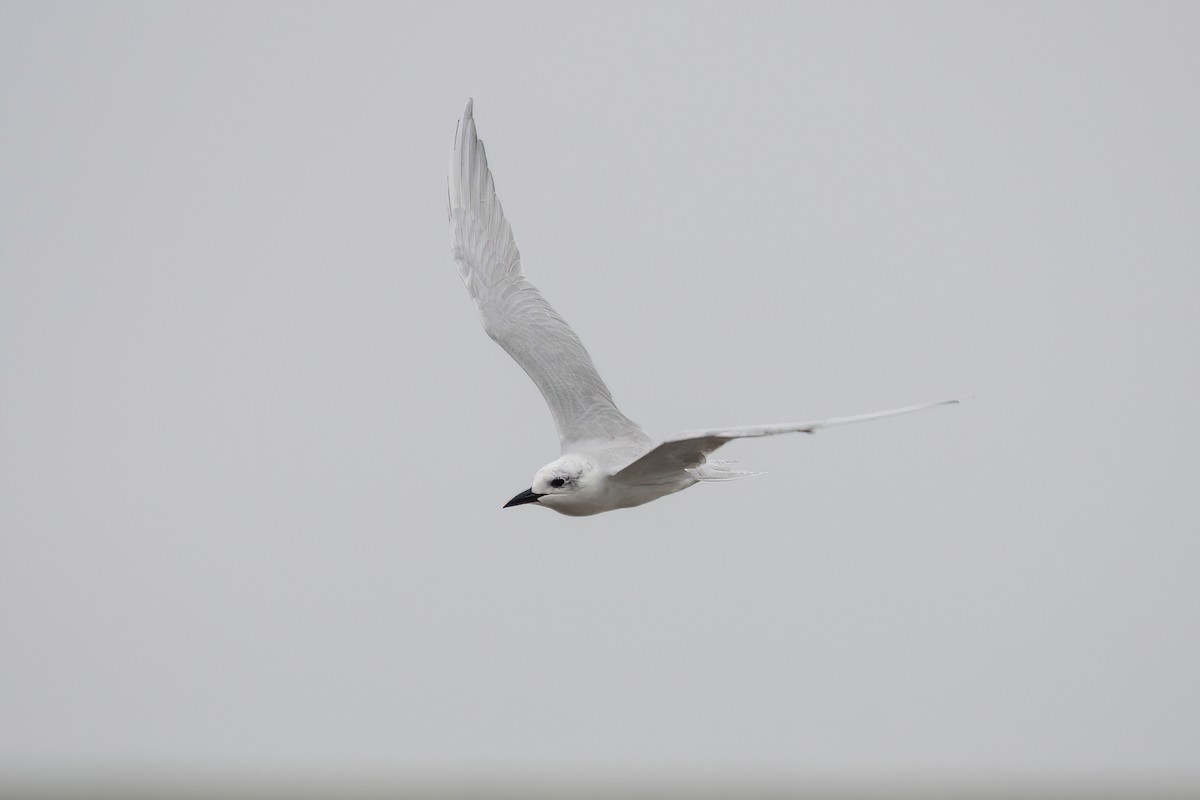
[1,0,1198,791]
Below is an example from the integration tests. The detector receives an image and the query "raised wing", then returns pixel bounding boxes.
[611,399,959,485]
[447,99,647,449]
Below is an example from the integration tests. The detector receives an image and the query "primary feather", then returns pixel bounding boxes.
[610,400,959,486]
[447,99,650,450]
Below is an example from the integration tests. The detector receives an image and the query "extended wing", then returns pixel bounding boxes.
[447,99,648,449]
[610,399,959,485]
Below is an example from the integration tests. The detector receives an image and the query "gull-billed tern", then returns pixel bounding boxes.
[447,99,957,516]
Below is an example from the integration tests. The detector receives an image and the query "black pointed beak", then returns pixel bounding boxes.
[503,488,544,508]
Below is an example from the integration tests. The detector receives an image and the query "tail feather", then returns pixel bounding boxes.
[687,461,765,482]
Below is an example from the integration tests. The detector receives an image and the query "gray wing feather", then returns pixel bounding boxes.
[447,100,647,449]
[611,399,959,484]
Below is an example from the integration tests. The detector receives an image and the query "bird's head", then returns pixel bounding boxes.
[503,455,603,515]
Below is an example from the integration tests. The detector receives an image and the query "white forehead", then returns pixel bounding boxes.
[536,456,590,480]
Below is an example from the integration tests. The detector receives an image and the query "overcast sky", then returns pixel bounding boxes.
[1,0,1198,793]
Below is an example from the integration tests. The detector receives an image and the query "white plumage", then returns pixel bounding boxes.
[447,99,956,516]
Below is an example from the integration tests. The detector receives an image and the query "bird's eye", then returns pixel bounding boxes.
[550,478,565,488]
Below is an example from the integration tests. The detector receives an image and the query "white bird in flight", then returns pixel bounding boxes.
[447,99,957,516]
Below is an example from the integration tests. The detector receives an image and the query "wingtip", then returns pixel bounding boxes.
[463,97,474,121]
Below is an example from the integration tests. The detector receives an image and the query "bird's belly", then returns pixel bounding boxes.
[605,474,699,512]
